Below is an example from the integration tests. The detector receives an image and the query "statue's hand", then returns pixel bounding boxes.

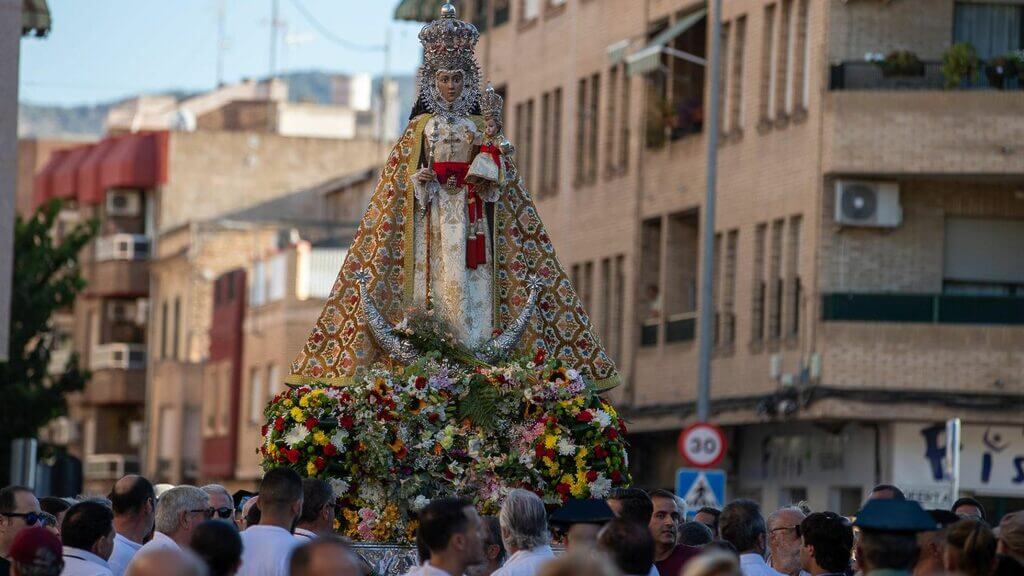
[413,168,437,185]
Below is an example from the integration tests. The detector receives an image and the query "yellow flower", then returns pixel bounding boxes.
[291,407,305,422]
[306,460,317,476]
[299,396,310,408]
[283,399,293,407]
[266,442,278,454]
[544,435,558,449]
[312,431,328,446]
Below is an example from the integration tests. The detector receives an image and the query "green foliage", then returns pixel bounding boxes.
[942,43,980,88]
[458,374,499,430]
[878,50,924,77]
[0,199,97,441]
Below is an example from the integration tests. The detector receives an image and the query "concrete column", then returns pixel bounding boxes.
[0,0,22,361]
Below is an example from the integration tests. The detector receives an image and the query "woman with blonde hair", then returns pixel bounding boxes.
[682,551,742,576]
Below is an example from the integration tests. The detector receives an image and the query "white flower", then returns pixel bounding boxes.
[556,437,577,456]
[330,429,349,452]
[566,369,580,381]
[594,409,612,428]
[284,424,308,448]
[329,479,350,497]
[411,495,431,511]
[589,475,612,499]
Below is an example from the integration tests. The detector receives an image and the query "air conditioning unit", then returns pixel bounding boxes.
[835,180,902,228]
[91,343,147,370]
[106,190,141,217]
[107,300,139,322]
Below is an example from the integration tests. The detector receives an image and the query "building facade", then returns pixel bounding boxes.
[398,0,1024,515]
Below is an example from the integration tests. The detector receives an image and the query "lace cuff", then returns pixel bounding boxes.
[414,178,441,211]
[476,183,500,203]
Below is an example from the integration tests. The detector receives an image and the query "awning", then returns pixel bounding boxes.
[627,7,707,76]
[22,0,51,37]
[50,144,92,200]
[607,39,631,66]
[394,0,438,22]
[77,138,120,205]
[99,132,169,191]
[32,149,71,208]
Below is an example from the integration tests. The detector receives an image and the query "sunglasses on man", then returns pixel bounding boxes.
[0,511,44,526]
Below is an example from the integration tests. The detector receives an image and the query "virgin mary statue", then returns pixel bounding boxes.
[288,3,619,390]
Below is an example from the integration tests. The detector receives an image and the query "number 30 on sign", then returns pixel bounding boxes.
[677,422,727,469]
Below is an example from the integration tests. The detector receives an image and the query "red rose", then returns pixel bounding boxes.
[323,443,337,457]
[606,427,618,440]
[594,445,608,459]
[261,425,268,437]
[586,470,598,482]
[576,411,593,423]
[274,417,286,432]
[340,415,354,429]
[535,444,545,458]
[415,376,427,390]
[286,449,300,463]
[305,416,319,431]
[555,483,571,496]
[315,457,326,471]
[533,349,546,365]
[619,420,629,435]
[545,448,557,459]
[397,446,409,460]
[611,470,622,483]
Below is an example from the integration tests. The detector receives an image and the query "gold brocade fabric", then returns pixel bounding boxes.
[288,114,620,391]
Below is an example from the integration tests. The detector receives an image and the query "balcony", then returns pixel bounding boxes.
[85,454,141,481]
[86,234,151,296]
[829,61,1022,92]
[87,344,146,405]
[822,293,1024,325]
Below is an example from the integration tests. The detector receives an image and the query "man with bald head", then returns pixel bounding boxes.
[108,476,157,576]
[126,548,208,576]
[289,537,363,576]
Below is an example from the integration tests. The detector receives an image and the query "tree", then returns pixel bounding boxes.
[0,199,97,443]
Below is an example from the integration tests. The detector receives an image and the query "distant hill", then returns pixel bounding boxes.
[19,71,417,139]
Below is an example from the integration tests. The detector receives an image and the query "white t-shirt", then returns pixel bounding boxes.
[107,534,143,576]
[492,545,555,576]
[238,525,302,576]
[61,547,113,576]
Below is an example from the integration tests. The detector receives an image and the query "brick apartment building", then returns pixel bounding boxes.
[395,0,1024,515]
[30,80,383,491]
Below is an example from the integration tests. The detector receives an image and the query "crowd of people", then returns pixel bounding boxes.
[0,475,1020,576]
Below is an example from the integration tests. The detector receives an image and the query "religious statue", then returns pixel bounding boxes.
[288,2,619,390]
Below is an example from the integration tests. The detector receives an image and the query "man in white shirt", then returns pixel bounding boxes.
[402,497,486,576]
[720,499,785,576]
[60,501,117,576]
[238,468,304,576]
[108,476,156,576]
[129,486,211,564]
[493,490,554,576]
[293,480,334,542]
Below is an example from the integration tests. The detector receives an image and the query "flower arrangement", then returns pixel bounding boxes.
[260,349,631,543]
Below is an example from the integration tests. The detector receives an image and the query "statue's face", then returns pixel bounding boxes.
[435,70,465,103]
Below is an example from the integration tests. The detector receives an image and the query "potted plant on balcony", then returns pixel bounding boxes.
[941,43,980,88]
[985,53,1020,90]
[878,50,924,77]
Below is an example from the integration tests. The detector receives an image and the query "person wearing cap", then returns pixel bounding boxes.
[60,501,116,576]
[913,510,958,576]
[853,499,936,576]
[993,511,1024,576]
[1,486,43,576]
[951,497,986,522]
[549,499,613,551]
[10,526,64,576]
[108,476,157,576]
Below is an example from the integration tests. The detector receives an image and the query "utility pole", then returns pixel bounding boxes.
[378,27,392,149]
[268,0,280,132]
[696,0,723,423]
[216,0,226,87]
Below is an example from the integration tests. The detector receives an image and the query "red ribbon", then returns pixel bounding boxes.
[433,162,486,269]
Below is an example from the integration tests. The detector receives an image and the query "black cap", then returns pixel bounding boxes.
[927,509,960,529]
[549,499,615,528]
[232,489,257,510]
[854,499,937,533]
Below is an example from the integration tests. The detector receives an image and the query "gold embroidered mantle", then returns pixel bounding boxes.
[288,114,619,390]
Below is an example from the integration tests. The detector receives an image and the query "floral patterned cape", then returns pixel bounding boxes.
[288,113,619,390]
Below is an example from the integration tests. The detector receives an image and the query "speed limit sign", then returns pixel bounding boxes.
[677,422,727,468]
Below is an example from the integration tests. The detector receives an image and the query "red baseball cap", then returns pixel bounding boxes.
[9,527,63,569]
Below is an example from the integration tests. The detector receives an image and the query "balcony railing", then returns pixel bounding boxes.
[95,234,151,262]
[829,61,1022,91]
[91,343,147,370]
[822,293,1024,325]
[85,454,140,480]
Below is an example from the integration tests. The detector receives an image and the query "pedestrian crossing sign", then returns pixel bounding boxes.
[676,468,726,518]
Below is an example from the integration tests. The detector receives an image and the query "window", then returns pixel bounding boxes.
[572,262,594,312]
[541,91,551,195]
[495,0,510,26]
[768,219,784,340]
[777,0,793,117]
[786,216,802,337]
[522,0,540,21]
[575,77,587,184]
[250,261,265,307]
[515,99,536,192]
[760,3,777,124]
[718,21,731,135]
[525,99,535,190]
[269,254,287,302]
[267,364,281,399]
[172,297,181,360]
[723,230,738,346]
[953,2,1024,60]
[160,301,168,359]
[665,211,699,343]
[249,367,264,425]
[618,65,630,171]
[605,65,618,174]
[473,0,488,31]
[944,217,1024,295]
[729,16,747,131]
[551,88,562,192]
[587,73,600,183]
[793,0,809,111]
[203,372,218,436]
[538,88,562,197]
[640,218,663,347]
[752,223,767,342]
[598,255,627,361]
[218,364,231,434]
[668,10,707,141]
